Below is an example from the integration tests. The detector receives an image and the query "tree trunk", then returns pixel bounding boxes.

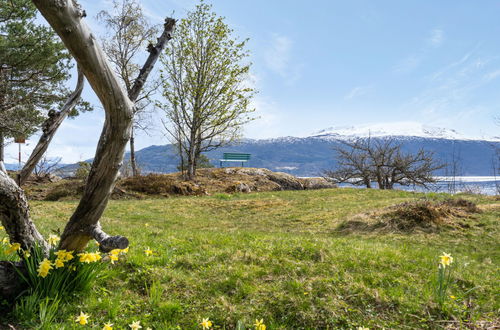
[0,130,5,173]
[31,0,134,252]
[18,66,84,186]
[130,125,137,176]
[0,170,48,251]
[126,18,175,178]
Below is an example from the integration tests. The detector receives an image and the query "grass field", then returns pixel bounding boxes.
[1,188,499,329]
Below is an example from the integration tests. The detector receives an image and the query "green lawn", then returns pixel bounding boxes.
[2,188,499,329]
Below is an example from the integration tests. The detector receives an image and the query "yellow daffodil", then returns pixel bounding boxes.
[439,252,453,268]
[2,237,9,245]
[78,252,102,263]
[22,249,31,258]
[129,320,142,329]
[0,225,4,230]
[254,319,266,330]
[47,234,60,246]
[55,249,74,262]
[144,247,153,256]
[109,254,119,264]
[110,249,121,256]
[75,311,89,325]
[200,318,212,329]
[6,242,21,254]
[121,247,129,254]
[450,295,457,299]
[37,258,53,278]
[54,258,65,268]
[103,322,114,330]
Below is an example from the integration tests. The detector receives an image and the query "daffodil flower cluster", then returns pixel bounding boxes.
[108,247,128,264]
[73,312,145,329]
[36,250,75,277]
[78,251,102,263]
[54,249,74,268]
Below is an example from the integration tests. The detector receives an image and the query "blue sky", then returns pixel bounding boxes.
[5,0,500,163]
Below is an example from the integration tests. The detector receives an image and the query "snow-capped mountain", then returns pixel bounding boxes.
[310,122,499,141]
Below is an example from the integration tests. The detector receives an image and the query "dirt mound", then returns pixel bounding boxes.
[26,168,336,200]
[120,168,336,196]
[119,174,208,197]
[338,198,481,233]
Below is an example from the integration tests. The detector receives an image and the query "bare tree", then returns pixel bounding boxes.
[97,0,160,177]
[159,2,255,180]
[33,155,61,179]
[0,0,174,299]
[325,137,444,190]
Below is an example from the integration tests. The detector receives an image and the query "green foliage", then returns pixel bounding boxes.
[159,0,255,177]
[75,161,91,180]
[0,0,91,146]
[13,294,60,329]
[434,257,454,308]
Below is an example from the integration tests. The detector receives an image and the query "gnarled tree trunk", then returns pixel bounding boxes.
[30,0,134,252]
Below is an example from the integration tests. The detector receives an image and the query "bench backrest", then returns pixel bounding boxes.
[223,152,251,160]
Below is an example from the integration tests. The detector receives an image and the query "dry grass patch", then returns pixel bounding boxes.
[338,198,483,233]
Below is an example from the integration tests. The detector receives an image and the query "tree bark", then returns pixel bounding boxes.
[127,18,175,177]
[128,18,175,102]
[31,0,134,252]
[0,170,48,251]
[0,261,27,300]
[130,125,137,176]
[18,66,84,186]
[0,130,5,173]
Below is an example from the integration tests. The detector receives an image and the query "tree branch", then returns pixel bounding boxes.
[18,65,85,186]
[128,17,175,102]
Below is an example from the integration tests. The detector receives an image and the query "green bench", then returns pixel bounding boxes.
[220,152,251,167]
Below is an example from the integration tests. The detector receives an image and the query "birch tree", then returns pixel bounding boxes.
[159,1,255,180]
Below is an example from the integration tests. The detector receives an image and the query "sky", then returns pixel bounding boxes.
[5,0,500,164]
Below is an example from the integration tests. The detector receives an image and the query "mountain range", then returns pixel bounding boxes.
[127,123,500,177]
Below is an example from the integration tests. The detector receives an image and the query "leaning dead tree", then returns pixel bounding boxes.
[0,0,174,299]
[18,66,85,185]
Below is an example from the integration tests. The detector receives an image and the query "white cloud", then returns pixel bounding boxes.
[264,34,302,84]
[483,69,500,82]
[345,85,372,100]
[393,55,422,74]
[428,28,444,47]
[402,49,500,134]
